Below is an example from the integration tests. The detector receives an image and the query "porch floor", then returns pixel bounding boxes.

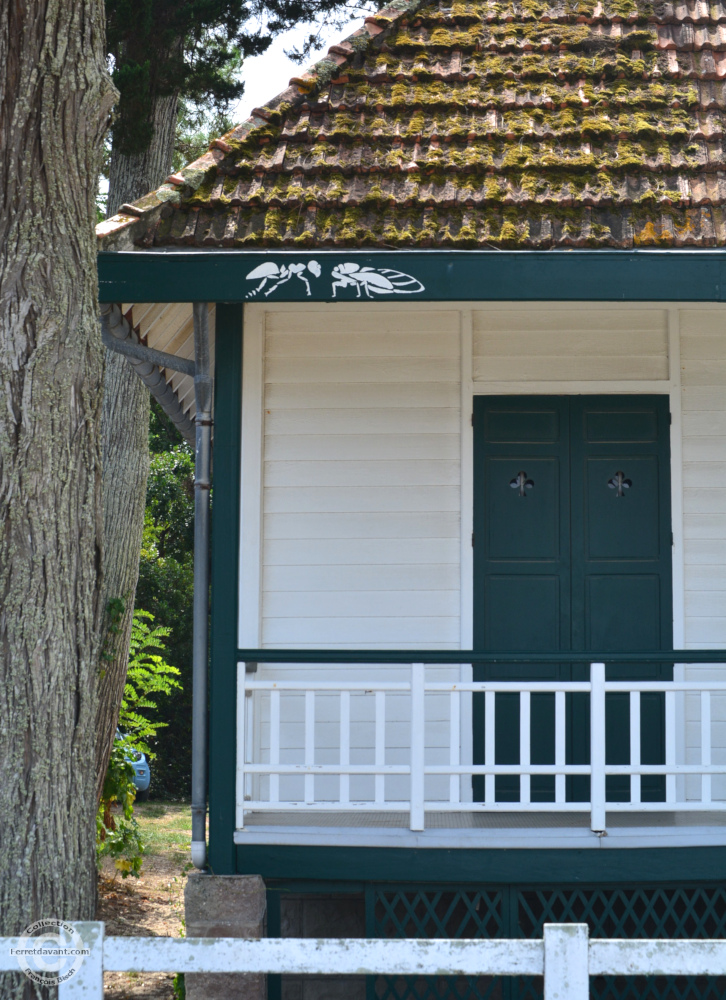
[234,809,726,849]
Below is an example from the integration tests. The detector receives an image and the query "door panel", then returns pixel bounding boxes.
[484,576,561,650]
[473,398,570,802]
[485,457,561,559]
[584,575,661,650]
[584,408,658,442]
[484,407,560,443]
[572,397,672,801]
[585,457,660,560]
[571,396,672,657]
[473,395,673,805]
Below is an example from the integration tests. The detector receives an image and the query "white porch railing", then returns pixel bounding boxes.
[236,662,726,833]
[3,923,726,998]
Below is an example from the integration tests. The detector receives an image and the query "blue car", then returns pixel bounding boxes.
[117,730,151,801]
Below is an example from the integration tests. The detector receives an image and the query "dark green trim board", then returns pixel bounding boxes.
[207,303,243,875]
[97,250,726,304]
[238,846,726,884]
[235,649,726,664]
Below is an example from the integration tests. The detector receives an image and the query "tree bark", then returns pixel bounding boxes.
[0,0,115,984]
[106,92,179,218]
[94,90,179,801]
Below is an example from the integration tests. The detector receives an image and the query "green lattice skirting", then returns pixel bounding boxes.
[366,884,726,1000]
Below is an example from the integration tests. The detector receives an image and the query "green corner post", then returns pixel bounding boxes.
[208,303,243,874]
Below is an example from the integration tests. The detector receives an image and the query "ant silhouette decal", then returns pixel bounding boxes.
[245,260,322,298]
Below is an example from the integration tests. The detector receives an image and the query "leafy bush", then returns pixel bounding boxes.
[120,609,182,756]
[136,399,196,799]
[97,607,182,875]
[96,735,145,878]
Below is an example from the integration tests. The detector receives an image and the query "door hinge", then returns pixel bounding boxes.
[471,532,475,546]
[671,531,674,546]
[669,412,672,424]
[471,412,474,427]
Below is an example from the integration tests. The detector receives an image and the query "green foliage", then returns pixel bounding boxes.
[121,610,182,756]
[97,736,146,878]
[145,445,195,562]
[105,0,369,159]
[174,97,237,173]
[173,973,186,998]
[98,603,181,874]
[136,400,196,799]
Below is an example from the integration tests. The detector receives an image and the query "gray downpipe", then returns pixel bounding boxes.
[100,303,195,444]
[191,302,213,870]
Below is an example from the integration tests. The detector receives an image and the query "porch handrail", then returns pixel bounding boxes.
[4,922,726,998]
[237,648,726,664]
[236,658,726,834]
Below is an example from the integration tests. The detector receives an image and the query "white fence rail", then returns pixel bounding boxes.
[236,662,726,833]
[3,923,726,998]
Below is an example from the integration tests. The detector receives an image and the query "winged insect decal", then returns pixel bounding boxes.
[245,260,321,298]
[331,263,425,299]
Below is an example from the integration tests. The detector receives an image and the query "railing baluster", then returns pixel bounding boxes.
[238,654,726,824]
[410,663,425,831]
[666,689,676,805]
[340,690,350,805]
[590,663,606,833]
[520,691,531,806]
[555,690,566,805]
[245,680,254,805]
[236,664,246,829]
[450,690,460,805]
[485,690,495,805]
[305,690,315,804]
[630,690,641,806]
[375,691,385,805]
[702,690,712,805]
[270,689,280,804]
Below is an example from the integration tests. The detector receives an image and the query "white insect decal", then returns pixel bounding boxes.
[331,263,425,299]
[245,260,322,298]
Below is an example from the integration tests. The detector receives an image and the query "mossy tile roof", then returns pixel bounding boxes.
[98,0,726,250]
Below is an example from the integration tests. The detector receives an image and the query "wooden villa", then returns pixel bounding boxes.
[97,0,726,996]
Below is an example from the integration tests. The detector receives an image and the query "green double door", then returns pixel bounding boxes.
[472,396,673,803]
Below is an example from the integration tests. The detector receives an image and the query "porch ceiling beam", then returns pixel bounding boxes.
[98,250,726,305]
[100,304,195,443]
[101,317,195,375]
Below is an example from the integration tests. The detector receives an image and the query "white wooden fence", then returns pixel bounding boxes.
[236,662,726,833]
[3,923,726,998]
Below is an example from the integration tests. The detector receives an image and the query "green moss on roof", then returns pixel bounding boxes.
[119,0,726,250]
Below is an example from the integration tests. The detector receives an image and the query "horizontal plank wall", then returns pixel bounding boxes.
[472,307,669,383]
[680,307,726,801]
[249,305,462,805]
[260,306,462,649]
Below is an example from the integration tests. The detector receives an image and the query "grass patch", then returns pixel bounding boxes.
[134,802,193,864]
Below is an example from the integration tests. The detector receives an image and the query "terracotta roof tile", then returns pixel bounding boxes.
[98,0,726,250]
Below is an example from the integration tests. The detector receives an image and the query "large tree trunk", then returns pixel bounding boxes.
[106,92,178,217]
[94,90,179,801]
[0,0,115,986]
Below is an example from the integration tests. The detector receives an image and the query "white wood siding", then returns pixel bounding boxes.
[680,309,726,797]
[251,307,461,803]
[472,308,668,383]
[260,308,461,649]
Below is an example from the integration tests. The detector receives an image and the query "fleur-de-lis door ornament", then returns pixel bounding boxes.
[509,471,534,497]
[607,471,632,497]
